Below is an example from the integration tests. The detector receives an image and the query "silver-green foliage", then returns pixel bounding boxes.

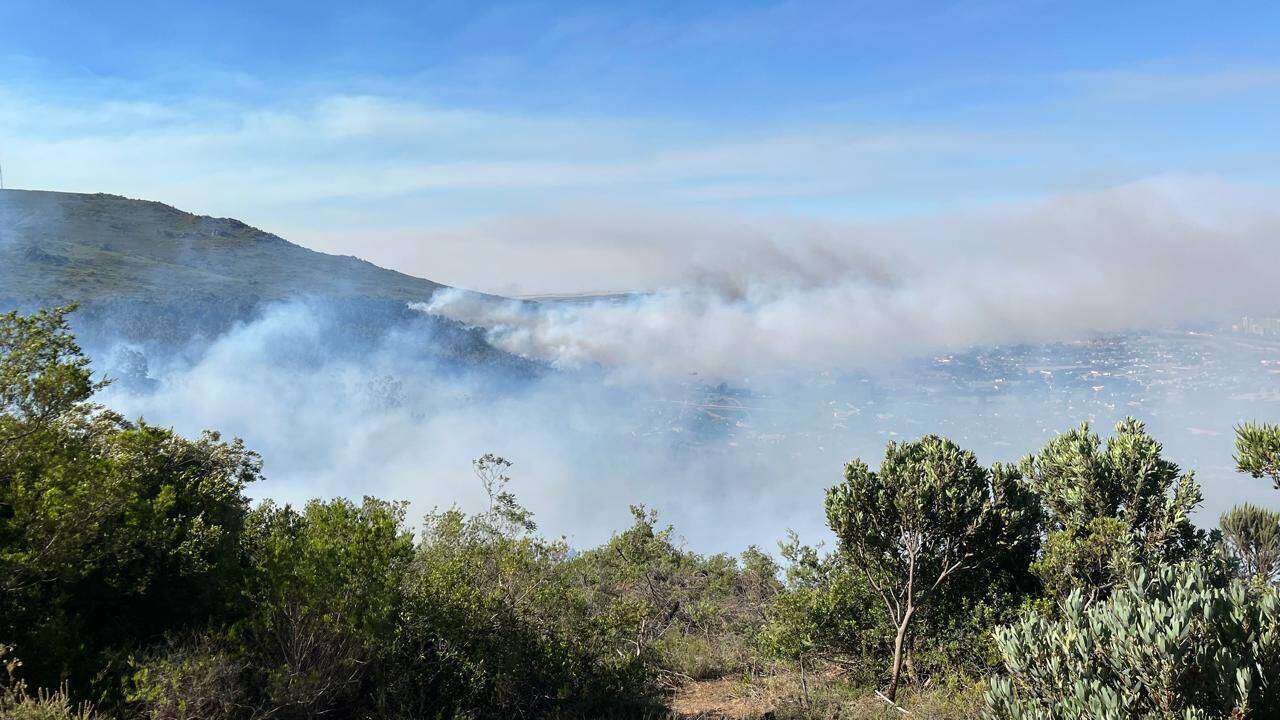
[985,562,1280,719]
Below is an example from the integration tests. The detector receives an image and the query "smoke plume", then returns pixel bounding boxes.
[426,177,1278,379]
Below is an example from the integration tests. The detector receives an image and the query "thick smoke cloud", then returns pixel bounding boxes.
[98,303,844,552]
[426,177,1278,379]
[87,177,1280,553]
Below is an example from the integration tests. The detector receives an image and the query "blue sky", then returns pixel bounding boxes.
[2,1,1278,291]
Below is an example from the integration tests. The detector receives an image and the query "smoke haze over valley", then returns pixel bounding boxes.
[2,187,1276,552]
[3,0,1280,552]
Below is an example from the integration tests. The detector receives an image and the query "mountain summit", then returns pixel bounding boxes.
[0,189,535,376]
[0,189,445,305]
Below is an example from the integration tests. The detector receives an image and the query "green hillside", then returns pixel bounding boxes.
[0,189,446,305]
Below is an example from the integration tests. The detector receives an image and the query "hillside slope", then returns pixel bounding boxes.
[0,189,445,304]
[0,189,539,377]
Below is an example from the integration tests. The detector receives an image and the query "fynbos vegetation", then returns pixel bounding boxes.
[2,307,1278,719]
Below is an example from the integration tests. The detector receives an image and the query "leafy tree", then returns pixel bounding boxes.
[825,435,1039,702]
[0,308,260,705]
[1237,422,1280,489]
[1021,418,1209,603]
[0,306,102,440]
[986,562,1280,718]
[1221,503,1280,584]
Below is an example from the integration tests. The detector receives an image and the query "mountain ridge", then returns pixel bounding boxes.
[0,188,450,305]
[0,189,540,377]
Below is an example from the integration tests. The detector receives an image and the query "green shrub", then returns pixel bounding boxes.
[384,458,663,719]
[985,562,1280,718]
[1236,422,1280,489]
[246,496,414,718]
[127,638,246,720]
[757,533,888,681]
[567,505,781,684]
[1221,503,1280,583]
[1022,419,1210,604]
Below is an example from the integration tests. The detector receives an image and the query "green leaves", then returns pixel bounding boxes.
[0,308,261,706]
[1236,422,1280,489]
[826,436,997,587]
[1220,503,1280,583]
[985,563,1280,719]
[0,306,102,439]
[1021,419,1210,603]
[824,436,1042,699]
[0,418,261,704]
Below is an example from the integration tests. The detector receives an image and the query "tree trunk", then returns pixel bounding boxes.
[887,606,914,702]
[799,655,811,707]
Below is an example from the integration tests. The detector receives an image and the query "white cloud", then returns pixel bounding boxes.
[0,82,1006,227]
[1066,67,1280,103]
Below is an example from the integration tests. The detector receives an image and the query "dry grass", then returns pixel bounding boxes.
[667,671,985,720]
[671,677,769,719]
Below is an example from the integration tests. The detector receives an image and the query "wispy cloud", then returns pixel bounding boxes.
[3,50,1280,295]
[1065,66,1280,103]
[0,85,971,206]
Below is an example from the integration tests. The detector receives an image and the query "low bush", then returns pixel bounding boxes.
[986,562,1280,718]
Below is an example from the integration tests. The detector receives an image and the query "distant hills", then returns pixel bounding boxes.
[0,189,537,376]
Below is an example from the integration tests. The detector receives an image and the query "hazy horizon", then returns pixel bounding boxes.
[3,1,1280,295]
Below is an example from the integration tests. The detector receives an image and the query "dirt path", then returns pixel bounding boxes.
[670,678,773,719]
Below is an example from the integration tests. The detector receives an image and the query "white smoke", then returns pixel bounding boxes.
[91,176,1280,552]
[424,177,1279,379]
[98,302,850,551]
[96,304,1280,554]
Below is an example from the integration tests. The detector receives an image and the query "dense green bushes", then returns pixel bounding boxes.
[123,475,667,719]
[566,505,781,683]
[1,308,260,706]
[4,307,1280,718]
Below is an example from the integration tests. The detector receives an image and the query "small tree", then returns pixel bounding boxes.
[1237,422,1280,489]
[825,436,1037,702]
[0,306,101,439]
[1022,418,1208,603]
[1221,503,1280,584]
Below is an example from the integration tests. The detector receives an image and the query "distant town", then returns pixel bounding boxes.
[1236,315,1280,337]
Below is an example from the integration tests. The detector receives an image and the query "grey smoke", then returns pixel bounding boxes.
[97,302,844,551]
[77,175,1280,553]
[425,177,1278,379]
